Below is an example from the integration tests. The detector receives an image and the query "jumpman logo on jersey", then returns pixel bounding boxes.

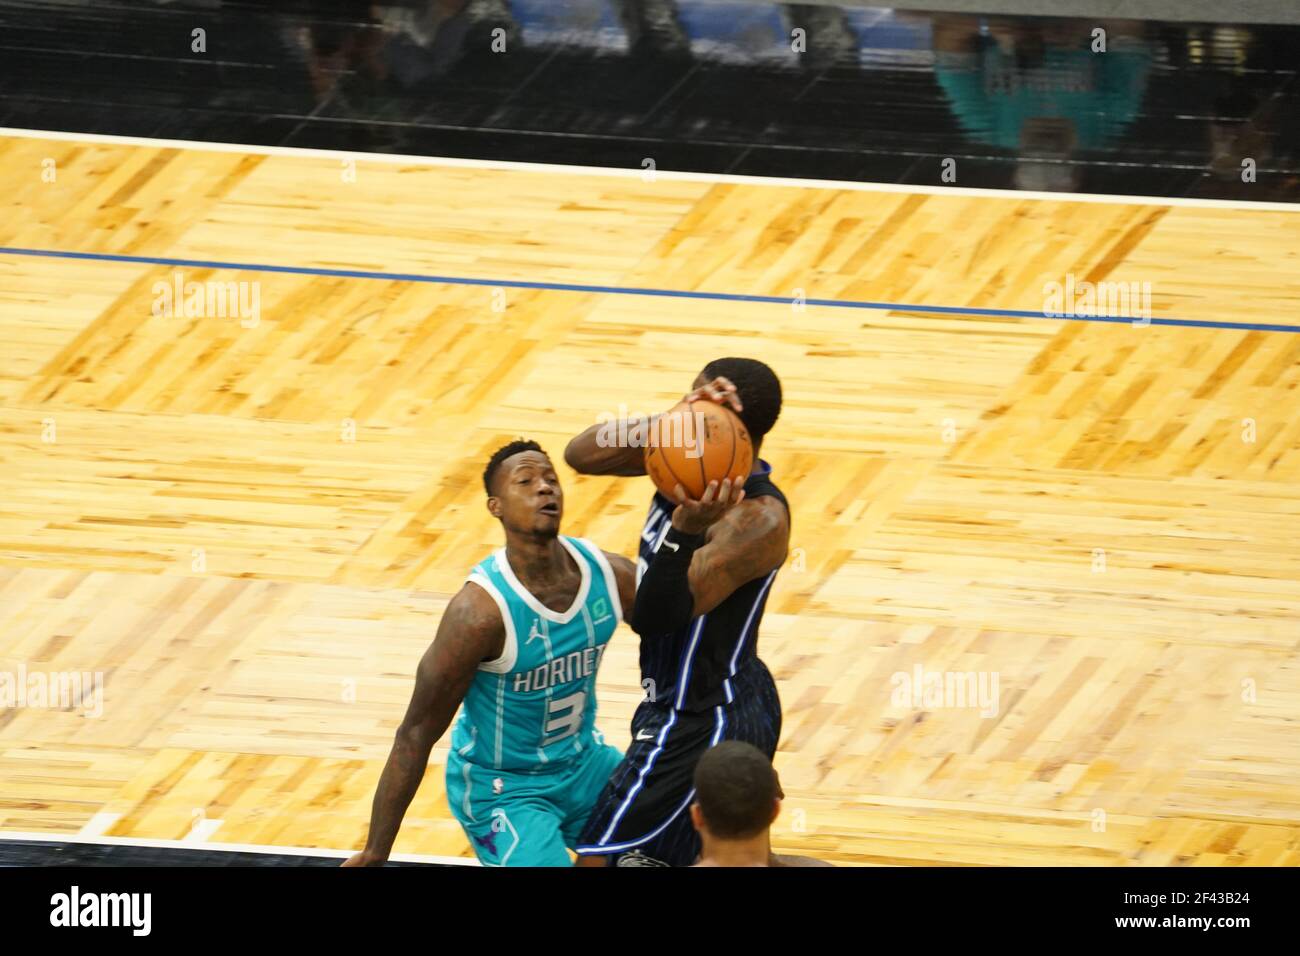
[526,619,542,645]
[473,830,498,856]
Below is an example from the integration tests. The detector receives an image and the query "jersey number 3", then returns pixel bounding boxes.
[545,691,586,744]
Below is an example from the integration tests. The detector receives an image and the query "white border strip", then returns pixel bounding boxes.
[76,812,121,838]
[2,126,1296,212]
[0,829,478,866]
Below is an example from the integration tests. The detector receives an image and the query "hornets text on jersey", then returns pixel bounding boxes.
[450,536,621,770]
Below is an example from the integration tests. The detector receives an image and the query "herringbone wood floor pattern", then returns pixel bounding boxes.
[1,135,1298,865]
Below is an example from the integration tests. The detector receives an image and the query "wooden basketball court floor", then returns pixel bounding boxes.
[1,129,1298,866]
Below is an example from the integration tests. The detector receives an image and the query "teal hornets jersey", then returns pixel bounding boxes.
[450,536,621,771]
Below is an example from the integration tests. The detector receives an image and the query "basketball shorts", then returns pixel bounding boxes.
[574,660,782,866]
[446,739,623,867]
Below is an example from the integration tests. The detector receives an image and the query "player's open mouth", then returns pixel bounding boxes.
[538,503,560,516]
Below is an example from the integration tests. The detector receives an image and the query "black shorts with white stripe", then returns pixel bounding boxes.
[575,659,782,866]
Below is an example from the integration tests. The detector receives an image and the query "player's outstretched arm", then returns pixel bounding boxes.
[630,480,788,636]
[342,584,503,866]
[563,376,743,477]
[564,418,653,476]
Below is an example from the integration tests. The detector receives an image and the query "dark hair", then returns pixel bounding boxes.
[483,440,545,496]
[692,741,778,839]
[700,357,782,440]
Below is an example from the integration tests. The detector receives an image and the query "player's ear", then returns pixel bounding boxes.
[771,798,782,826]
[486,495,503,519]
[690,803,704,833]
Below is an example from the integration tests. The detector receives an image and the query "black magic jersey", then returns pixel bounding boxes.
[634,459,788,713]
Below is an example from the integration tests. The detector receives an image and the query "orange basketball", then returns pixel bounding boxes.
[644,399,753,501]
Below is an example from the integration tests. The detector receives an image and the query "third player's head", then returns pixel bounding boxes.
[483,440,563,539]
[690,741,782,847]
[694,357,782,452]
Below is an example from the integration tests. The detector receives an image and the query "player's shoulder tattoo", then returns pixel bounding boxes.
[448,581,506,658]
[716,495,789,554]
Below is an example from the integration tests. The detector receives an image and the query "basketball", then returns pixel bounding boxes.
[644,400,753,501]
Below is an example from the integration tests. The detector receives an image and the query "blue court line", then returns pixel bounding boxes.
[2,245,1296,334]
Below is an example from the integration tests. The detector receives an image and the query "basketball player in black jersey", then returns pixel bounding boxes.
[565,357,789,866]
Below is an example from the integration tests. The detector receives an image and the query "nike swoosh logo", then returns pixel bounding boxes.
[661,540,679,552]
[635,729,656,741]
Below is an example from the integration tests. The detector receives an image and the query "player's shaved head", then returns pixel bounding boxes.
[693,741,779,839]
[697,357,782,440]
[483,439,546,496]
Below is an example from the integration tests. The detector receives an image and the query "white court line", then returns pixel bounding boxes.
[183,818,224,843]
[2,125,1296,212]
[0,829,478,866]
[76,812,122,838]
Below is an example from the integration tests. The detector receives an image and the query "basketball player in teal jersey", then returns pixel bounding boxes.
[343,440,636,867]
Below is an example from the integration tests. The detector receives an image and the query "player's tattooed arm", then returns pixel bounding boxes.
[342,583,503,867]
[602,551,638,620]
[686,494,788,617]
[631,485,787,635]
[563,377,742,477]
[564,418,654,476]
